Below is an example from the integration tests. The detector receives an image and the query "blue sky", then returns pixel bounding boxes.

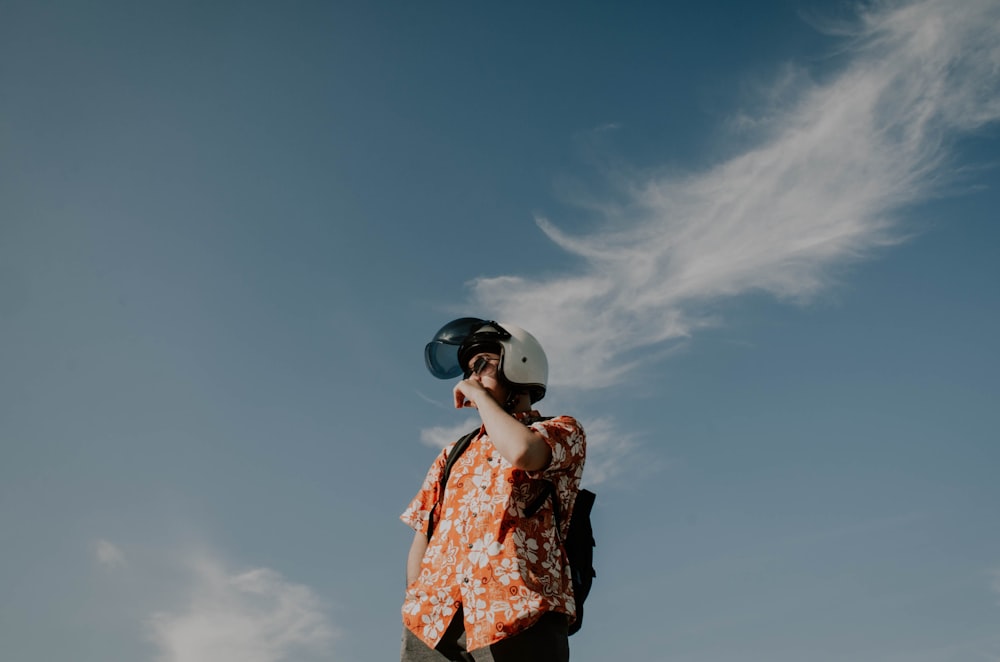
[2,1,998,660]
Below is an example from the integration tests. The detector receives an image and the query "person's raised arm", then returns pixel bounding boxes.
[453,379,551,471]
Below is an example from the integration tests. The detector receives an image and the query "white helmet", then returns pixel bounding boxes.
[425,318,548,403]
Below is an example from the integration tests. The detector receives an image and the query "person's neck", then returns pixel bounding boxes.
[506,392,532,415]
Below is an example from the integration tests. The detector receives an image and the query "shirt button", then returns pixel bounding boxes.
[467,544,473,549]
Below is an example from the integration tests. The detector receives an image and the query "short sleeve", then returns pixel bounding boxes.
[400,447,449,535]
[527,415,586,478]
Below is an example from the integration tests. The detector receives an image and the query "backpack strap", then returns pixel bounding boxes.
[524,481,559,535]
[525,483,554,517]
[426,427,480,541]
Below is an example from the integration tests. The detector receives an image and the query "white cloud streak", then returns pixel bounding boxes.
[147,553,335,662]
[578,416,644,487]
[419,418,482,449]
[469,0,1000,390]
[95,539,127,568]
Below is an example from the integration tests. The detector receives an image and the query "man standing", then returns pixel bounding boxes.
[401,318,587,662]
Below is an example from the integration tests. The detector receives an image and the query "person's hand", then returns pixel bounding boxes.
[453,378,494,410]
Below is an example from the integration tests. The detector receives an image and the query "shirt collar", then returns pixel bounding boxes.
[514,410,543,423]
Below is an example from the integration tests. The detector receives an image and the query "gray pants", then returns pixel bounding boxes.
[400,608,569,662]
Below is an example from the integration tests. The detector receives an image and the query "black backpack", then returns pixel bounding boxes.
[426,426,597,636]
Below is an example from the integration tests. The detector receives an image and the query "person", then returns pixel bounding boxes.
[400,318,587,662]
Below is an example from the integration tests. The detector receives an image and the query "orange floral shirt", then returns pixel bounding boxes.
[401,412,586,651]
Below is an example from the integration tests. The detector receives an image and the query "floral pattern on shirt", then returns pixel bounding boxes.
[401,412,586,651]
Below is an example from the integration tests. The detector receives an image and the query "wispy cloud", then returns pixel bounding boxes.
[579,416,646,487]
[419,418,482,448]
[469,0,1000,389]
[147,552,335,662]
[94,539,126,568]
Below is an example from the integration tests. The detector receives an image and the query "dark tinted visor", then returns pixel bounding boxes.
[424,317,510,379]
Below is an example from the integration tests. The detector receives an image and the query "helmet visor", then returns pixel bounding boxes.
[424,317,510,379]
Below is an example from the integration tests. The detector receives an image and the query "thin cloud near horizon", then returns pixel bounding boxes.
[468,0,1000,390]
[147,551,336,662]
[95,539,127,568]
